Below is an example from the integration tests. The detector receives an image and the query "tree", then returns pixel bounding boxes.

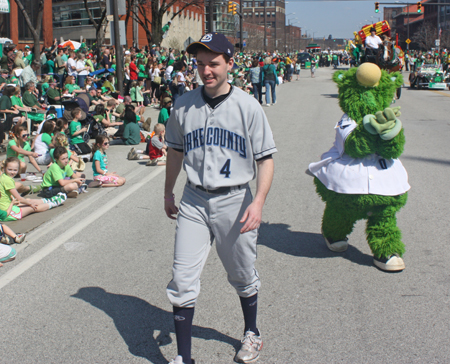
[13,0,44,70]
[412,20,437,50]
[83,0,109,58]
[131,0,204,47]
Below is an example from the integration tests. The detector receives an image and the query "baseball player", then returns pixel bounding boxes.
[164,32,277,364]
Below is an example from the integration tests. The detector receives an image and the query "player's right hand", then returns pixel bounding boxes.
[164,200,179,220]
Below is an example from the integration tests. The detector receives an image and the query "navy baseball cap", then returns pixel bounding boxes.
[186,33,234,58]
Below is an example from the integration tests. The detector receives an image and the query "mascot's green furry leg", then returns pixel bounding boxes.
[315,177,408,271]
[366,193,408,271]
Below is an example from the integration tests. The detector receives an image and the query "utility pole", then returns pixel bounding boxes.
[113,0,124,95]
[264,0,267,52]
[239,0,243,51]
[208,0,214,33]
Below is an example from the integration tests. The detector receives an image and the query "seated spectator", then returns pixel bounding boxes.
[22,81,47,125]
[34,120,55,165]
[50,133,83,172]
[69,107,92,156]
[0,69,9,92]
[39,75,51,96]
[127,123,167,166]
[157,97,172,126]
[91,135,126,187]
[46,78,62,105]
[6,125,42,174]
[93,103,122,136]
[13,50,26,70]
[110,105,141,145]
[41,146,85,199]
[0,85,26,142]
[64,76,84,95]
[0,157,66,222]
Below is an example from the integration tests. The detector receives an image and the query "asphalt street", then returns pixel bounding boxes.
[1,67,450,364]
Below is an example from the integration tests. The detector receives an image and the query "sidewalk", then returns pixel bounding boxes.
[1,104,161,235]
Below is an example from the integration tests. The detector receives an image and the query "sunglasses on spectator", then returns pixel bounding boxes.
[103,142,110,146]
[21,134,29,138]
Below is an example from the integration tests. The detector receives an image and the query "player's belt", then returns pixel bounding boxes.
[188,180,245,194]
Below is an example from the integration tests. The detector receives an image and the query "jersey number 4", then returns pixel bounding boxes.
[220,159,231,178]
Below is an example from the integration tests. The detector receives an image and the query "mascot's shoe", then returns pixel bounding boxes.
[321,229,348,252]
[373,254,405,272]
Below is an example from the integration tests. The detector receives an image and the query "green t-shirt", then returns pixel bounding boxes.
[123,122,141,145]
[158,108,169,126]
[138,64,147,78]
[22,91,39,108]
[0,209,7,221]
[41,82,49,94]
[69,120,84,144]
[41,161,74,188]
[61,54,69,62]
[41,133,52,146]
[55,55,65,75]
[0,94,12,111]
[46,87,62,105]
[65,84,81,93]
[11,95,24,108]
[92,150,108,176]
[7,140,31,161]
[46,60,55,74]
[0,173,15,211]
[115,103,125,116]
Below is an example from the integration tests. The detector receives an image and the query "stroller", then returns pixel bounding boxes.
[62,94,107,143]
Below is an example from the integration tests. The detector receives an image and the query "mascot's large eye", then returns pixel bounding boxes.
[391,77,397,82]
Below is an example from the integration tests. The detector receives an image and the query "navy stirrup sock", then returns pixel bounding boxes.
[239,294,259,336]
[173,306,195,364]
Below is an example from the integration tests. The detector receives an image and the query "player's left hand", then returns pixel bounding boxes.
[240,201,263,234]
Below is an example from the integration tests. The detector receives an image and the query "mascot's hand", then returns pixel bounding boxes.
[363,107,402,140]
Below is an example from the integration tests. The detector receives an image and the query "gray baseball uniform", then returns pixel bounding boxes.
[165,86,277,308]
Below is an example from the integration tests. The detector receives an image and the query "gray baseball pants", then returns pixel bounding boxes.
[167,183,260,308]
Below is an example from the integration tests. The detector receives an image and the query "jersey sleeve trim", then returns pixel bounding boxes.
[253,147,277,160]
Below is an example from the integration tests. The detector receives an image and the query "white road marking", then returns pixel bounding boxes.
[0,167,165,290]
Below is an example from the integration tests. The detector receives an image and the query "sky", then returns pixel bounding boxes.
[285,0,391,39]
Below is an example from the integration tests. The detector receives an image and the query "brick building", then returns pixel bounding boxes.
[242,0,286,50]
[0,0,53,50]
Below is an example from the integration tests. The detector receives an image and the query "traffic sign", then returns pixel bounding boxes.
[405,39,411,44]
[435,39,440,47]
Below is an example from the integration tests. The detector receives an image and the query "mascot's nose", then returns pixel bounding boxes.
[356,63,382,87]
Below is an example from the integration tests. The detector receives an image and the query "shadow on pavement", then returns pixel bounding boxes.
[402,155,450,166]
[321,94,339,98]
[258,222,373,267]
[71,287,239,362]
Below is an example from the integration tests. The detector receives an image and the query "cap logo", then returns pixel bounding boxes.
[201,34,213,42]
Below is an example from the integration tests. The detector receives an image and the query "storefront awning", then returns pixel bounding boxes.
[0,0,10,13]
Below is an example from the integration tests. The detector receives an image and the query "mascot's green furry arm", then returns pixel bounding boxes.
[308,63,411,272]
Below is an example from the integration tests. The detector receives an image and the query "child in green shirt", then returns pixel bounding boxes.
[69,107,92,156]
[41,146,86,199]
[0,157,66,222]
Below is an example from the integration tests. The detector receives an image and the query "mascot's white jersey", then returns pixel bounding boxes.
[309,114,410,196]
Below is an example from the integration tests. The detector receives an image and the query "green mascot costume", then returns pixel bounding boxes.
[308,63,410,272]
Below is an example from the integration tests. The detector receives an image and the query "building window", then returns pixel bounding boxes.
[271,1,275,6]
[255,12,259,16]
[271,12,275,16]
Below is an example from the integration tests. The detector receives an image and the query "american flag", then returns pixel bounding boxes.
[439,27,442,38]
